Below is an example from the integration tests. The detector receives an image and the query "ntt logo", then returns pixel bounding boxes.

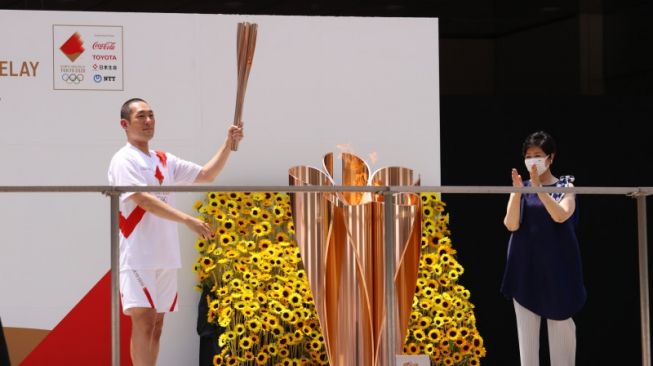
[93,74,102,83]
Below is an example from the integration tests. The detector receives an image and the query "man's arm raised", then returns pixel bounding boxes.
[195,124,244,183]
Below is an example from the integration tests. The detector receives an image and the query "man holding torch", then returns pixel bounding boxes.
[108,97,243,366]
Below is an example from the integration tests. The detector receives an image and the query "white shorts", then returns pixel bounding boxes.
[120,269,178,314]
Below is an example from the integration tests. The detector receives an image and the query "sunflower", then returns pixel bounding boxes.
[221,219,235,231]
[448,270,460,280]
[239,336,253,350]
[418,299,433,311]
[440,299,452,311]
[252,223,266,237]
[421,253,438,267]
[240,240,255,251]
[446,327,460,341]
[255,352,269,365]
[200,257,215,272]
[278,347,290,358]
[234,302,247,312]
[249,206,261,217]
[433,264,443,276]
[458,327,470,338]
[289,293,303,307]
[460,341,472,354]
[243,351,255,361]
[276,232,290,243]
[266,315,280,328]
[209,299,220,311]
[242,308,255,318]
[310,339,323,351]
[472,334,484,348]
[461,289,471,300]
[421,287,435,298]
[250,334,260,345]
[427,328,441,342]
[278,335,290,347]
[260,221,272,234]
[412,329,426,342]
[259,209,272,221]
[271,301,285,314]
[234,323,245,335]
[266,344,279,356]
[417,316,432,329]
[230,279,243,289]
[227,355,238,366]
[280,309,294,322]
[273,205,285,218]
[433,317,445,328]
[195,239,208,252]
[246,318,262,333]
[255,292,268,304]
[217,233,233,246]
[410,311,421,322]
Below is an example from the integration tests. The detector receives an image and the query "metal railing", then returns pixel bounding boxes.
[0,185,650,366]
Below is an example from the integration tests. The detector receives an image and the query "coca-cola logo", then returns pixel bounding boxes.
[92,41,116,50]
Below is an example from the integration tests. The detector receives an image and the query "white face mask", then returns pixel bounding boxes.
[524,156,549,176]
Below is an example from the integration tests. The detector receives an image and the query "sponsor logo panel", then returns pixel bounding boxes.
[52,25,123,90]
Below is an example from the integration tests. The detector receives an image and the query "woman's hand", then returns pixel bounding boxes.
[505,168,523,231]
[511,168,523,187]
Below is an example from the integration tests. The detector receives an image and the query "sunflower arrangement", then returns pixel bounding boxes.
[192,192,329,366]
[193,191,484,366]
[404,193,486,365]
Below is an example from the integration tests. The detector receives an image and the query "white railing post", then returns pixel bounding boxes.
[383,191,397,366]
[636,193,651,366]
[108,190,121,366]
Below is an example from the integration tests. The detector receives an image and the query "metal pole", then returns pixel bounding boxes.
[109,192,121,366]
[383,191,397,366]
[637,195,651,366]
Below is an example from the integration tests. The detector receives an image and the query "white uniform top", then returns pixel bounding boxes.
[108,143,202,270]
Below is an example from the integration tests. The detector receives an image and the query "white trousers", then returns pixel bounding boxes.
[513,299,576,366]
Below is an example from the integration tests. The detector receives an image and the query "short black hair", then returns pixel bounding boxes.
[120,98,147,120]
[522,131,557,156]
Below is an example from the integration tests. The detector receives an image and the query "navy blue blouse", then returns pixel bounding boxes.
[500,176,586,320]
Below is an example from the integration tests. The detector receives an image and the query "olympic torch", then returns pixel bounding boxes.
[231,22,258,151]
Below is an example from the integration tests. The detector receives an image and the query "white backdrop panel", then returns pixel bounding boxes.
[0,10,439,365]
